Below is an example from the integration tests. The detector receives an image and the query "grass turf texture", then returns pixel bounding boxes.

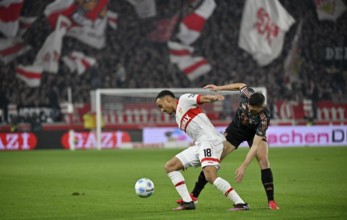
[1,147,347,220]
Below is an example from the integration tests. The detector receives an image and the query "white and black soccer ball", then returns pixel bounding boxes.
[134,178,155,198]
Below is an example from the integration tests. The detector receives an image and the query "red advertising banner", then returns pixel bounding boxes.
[274,100,347,122]
[0,132,37,150]
[61,131,132,150]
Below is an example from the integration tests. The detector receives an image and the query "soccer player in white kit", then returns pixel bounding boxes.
[155,90,249,211]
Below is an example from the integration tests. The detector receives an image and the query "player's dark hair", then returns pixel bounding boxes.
[156,90,175,101]
[249,92,265,107]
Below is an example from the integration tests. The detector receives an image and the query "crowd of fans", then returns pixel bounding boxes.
[0,0,346,125]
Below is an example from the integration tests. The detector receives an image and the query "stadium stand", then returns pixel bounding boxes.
[0,0,346,128]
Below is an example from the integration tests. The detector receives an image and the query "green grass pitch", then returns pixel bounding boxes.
[1,147,347,220]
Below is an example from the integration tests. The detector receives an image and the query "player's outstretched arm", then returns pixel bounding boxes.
[235,135,263,182]
[199,94,225,103]
[204,83,247,91]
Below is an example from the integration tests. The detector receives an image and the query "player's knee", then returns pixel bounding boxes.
[257,157,270,169]
[203,167,217,183]
[164,160,180,173]
[164,162,173,173]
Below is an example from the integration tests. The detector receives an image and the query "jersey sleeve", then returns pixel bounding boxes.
[240,86,251,98]
[179,93,200,106]
[240,86,252,103]
[256,112,270,136]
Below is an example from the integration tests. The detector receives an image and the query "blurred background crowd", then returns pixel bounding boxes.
[0,0,346,126]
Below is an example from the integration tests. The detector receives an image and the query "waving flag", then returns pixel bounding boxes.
[0,37,30,64]
[168,41,194,63]
[62,51,96,75]
[314,0,346,21]
[238,0,295,66]
[0,0,24,38]
[44,0,109,49]
[16,65,43,87]
[34,16,70,73]
[177,56,211,80]
[177,0,216,45]
[107,11,118,29]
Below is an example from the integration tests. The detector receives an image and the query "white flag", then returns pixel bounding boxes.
[0,0,24,38]
[168,41,194,63]
[34,16,70,73]
[0,37,30,64]
[177,0,216,45]
[177,56,211,80]
[16,65,43,87]
[238,0,295,66]
[44,0,109,49]
[107,11,118,29]
[314,0,346,21]
[62,51,96,75]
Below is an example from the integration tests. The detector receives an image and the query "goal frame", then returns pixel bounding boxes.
[94,87,267,150]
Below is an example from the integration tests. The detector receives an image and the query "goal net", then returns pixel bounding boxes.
[91,87,267,150]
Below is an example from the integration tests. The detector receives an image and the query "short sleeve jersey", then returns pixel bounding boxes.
[176,94,225,145]
[231,86,271,137]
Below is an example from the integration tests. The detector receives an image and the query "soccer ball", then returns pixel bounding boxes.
[134,178,155,198]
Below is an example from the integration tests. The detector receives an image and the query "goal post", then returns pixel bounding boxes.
[93,87,267,150]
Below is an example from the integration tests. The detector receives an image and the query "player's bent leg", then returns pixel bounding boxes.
[212,177,248,209]
[202,165,218,184]
[201,166,249,211]
[164,157,184,173]
[177,141,237,205]
[165,157,195,210]
[220,141,236,160]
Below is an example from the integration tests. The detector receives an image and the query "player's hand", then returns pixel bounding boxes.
[235,166,245,182]
[203,84,219,91]
[214,94,225,101]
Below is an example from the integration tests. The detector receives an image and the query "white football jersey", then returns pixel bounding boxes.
[176,93,225,146]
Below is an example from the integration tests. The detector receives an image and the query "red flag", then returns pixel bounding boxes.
[168,41,194,63]
[62,51,96,75]
[177,56,211,80]
[16,65,43,87]
[107,11,118,29]
[177,0,216,45]
[0,0,24,38]
[0,37,30,64]
[44,0,109,49]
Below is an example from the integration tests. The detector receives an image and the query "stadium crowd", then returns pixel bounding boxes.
[0,0,346,125]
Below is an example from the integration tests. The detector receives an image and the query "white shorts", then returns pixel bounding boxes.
[176,141,223,169]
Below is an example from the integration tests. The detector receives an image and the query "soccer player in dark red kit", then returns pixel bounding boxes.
[177,82,280,210]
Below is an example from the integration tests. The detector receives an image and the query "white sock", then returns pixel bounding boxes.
[168,171,192,203]
[213,177,245,204]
